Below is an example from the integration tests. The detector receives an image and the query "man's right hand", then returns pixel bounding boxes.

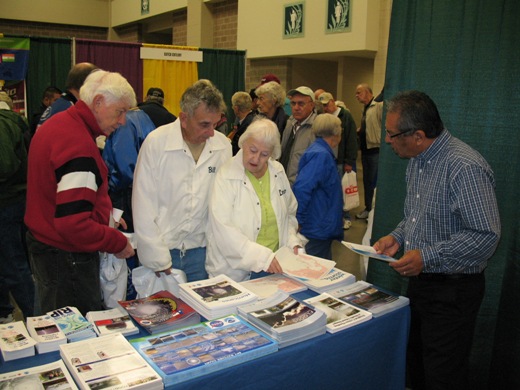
[373,235,400,257]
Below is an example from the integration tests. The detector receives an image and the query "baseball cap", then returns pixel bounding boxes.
[146,87,165,99]
[318,92,334,104]
[287,86,315,102]
[260,74,281,85]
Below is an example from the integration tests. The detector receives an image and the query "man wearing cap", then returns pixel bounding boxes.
[138,87,177,128]
[280,86,317,185]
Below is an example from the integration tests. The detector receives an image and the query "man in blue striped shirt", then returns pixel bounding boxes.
[374,90,500,390]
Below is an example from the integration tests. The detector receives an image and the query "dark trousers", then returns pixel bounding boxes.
[305,238,333,260]
[26,232,103,315]
[0,199,35,318]
[406,273,485,390]
[361,151,379,211]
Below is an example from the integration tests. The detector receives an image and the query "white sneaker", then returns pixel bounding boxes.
[343,219,351,230]
[356,210,369,219]
[0,313,14,324]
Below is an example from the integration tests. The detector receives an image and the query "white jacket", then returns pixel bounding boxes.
[206,150,304,282]
[132,119,232,272]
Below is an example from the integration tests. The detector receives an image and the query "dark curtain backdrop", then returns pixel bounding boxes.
[198,48,246,124]
[23,37,71,128]
[366,0,520,388]
[75,39,143,102]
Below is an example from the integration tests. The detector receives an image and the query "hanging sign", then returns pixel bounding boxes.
[140,47,203,62]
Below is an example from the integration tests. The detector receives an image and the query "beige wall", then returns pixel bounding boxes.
[237,0,379,59]
[110,0,186,28]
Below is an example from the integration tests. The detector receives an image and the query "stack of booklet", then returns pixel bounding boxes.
[304,293,373,333]
[179,274,258,320]
[328,280,410,317]
[47,306,97,342]
[275,246,336,281]
[237,291,327,348]
[86,307,139,337]
[292,266,356,293]
[130,314,278,387]
[118,290,200,334]
[0,321,37,361]
[26,314,68,353]
[240,274,307,299]
[0,359,78,389]
[60,332,163,390]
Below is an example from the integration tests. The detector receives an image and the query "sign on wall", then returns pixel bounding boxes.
[326,0,352,34]
[283,2,304,39]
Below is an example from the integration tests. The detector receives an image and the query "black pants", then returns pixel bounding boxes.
[406,273,484,390]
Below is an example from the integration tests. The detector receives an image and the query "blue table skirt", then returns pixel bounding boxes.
[0,293,410,390]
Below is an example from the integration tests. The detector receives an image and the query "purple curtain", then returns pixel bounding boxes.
[75,39,143,102]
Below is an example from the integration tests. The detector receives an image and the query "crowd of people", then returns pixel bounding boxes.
[1,67,500,390]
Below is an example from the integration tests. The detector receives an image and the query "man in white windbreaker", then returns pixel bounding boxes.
[132,80,232,282]
[206,118,305,282]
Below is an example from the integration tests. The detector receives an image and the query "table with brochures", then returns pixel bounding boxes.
[0,291,410,390]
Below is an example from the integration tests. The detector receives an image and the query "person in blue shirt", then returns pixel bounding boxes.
[293,113,343,260]
[374,90,501,390]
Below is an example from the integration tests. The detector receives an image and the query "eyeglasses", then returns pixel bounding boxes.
[386,128,416,138]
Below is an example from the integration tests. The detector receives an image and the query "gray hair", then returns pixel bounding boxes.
[232,92,252,112]
[181,79,227,116]
[238,118,282,159]
[255,81,286,108]
[80,70,136,107]
[312,113,342,138]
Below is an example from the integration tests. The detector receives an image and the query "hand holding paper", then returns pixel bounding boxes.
[341,241,397,263]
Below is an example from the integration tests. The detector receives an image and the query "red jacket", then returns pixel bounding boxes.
[25,100,127,254]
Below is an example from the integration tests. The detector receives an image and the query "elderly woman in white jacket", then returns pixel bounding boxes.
[206,118,304,282]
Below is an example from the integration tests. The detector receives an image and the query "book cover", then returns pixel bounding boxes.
[46,306,96,342]
[130,314,277,387]
[118,290,199,334]
[0,359,78,389]
[0,321,37,361]
[275,246,336,280]
[60,333,162,390]
[86,307,139,337]
[304,293,372,333]
[292,266,356,293]
[26,315,67,353]
[328,281,410,317]
[241,274,307,298]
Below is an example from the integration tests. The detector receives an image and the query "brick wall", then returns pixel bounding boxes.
[211,0,238,50]
[247,58,292,93]
[0,18,107,40]
[172,10,187,46]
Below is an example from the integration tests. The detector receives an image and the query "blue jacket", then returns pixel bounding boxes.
[293,137,343,241]
[103,109,156,193]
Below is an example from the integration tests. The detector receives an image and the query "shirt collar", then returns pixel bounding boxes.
[415,129,451,162]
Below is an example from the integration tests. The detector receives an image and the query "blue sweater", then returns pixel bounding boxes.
[293,137,343,241]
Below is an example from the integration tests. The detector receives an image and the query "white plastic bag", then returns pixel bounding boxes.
[132,266,187,298]
[342,171,360,211]
[99,252,128,309]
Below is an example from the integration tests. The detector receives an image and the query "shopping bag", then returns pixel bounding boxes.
[342,171,360,211]
[132,266,187,298]
[99,252,128,309]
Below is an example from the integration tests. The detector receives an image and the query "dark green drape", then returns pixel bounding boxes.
[198,48,246,125]
[367,1,520,388]
[25,37,71,128]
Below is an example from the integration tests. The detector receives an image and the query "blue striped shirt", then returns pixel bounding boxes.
[391,130,500,274]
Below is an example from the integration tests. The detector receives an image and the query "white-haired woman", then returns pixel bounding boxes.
[255,81,288,135]
[206,118,304,282]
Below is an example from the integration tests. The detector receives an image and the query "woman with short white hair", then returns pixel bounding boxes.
[255,81,288,135]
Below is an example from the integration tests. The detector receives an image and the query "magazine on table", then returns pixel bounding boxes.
[304,293,373,333]
[130,314,277,387]
[237,291,327,348]
[86,307,139,337]
[0,359,78,389]
[291,266,356,293]
[60,333,163,390]
[240,274,307,298]
[341,241,397,263]
[26,314,67,353]
[46,306,97,342]
[179,274,258,320]
[0,321,37,361]
[328,280,409,317]
[118,290,199,334]
[275,246,336,280]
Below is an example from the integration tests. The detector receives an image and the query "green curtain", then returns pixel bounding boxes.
[25,37,71,127]
[197,48,246,125]
[366,1,520,388]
